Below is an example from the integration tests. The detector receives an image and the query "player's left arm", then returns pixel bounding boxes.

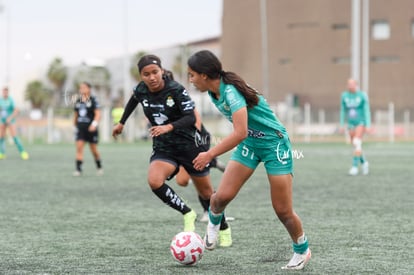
[363,92,371,129]
[152,89,196,137]
[6,99,18,124]
[89,99,101,132]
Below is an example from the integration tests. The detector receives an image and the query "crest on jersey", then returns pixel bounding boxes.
[166,96,175,107]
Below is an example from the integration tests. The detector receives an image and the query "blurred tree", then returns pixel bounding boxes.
[25,80,51,109]
[130,51,147,83]
[47,57,67,107]
[172,45,191,84]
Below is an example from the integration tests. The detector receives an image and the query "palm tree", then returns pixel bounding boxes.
[130,51,147,83]
[47,57,67,107]
[25,80,50,109]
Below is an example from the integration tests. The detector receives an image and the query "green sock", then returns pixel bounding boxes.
[352,156,359,167]
[293,234,309,254]
[208,207,223,225]
[0,138,5,154]
[13,137,24,153]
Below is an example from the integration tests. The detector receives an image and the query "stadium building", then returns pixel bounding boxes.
[221,0,414,122]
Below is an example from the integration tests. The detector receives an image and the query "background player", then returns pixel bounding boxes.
[339,78,371,176]
[0,87,29,160]
[73,82,103,176]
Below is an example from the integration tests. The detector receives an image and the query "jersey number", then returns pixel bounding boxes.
[241,145,255,160]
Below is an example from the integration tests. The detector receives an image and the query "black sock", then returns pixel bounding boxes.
[95,159,102,169]
[220,214,229,230]
[76,160,83,172]
[152,183,191,214]
[198,195,210,212]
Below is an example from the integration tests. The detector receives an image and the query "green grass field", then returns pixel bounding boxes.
[1,141,413,274]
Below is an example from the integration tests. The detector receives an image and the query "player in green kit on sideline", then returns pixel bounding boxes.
[339,78,371,176]
[0,87,29,160]
[187,50,311,270]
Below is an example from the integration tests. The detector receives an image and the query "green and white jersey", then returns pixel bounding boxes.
[0,96,15,123]
[340,90,371,128]
[208,80,287,148]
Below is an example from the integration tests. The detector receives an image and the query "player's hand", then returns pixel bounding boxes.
[193,151,213,171]
[112,123,124,138]
[88,125,97,132]
[149,125,173,137]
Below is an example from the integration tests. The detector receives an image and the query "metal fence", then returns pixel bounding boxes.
[11,102,414,145]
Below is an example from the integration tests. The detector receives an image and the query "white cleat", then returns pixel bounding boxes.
[73,170,81,177]
[204,222,220,250]
[348,166,358,176]
[282,248,311,270]
[362,162,369,175]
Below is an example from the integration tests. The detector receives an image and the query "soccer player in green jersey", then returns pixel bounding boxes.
[112,55,231,245]
[0,87,29,160]
[187,50,311,270]
[340,78,371,176]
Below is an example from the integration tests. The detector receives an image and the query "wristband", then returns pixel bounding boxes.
[91,120,98,127]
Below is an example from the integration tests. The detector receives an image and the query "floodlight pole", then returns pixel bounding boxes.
[0,0,11,85]
[361,0,370,95]
[351,0,361,83]
[260,0,269,98]
[122,0,130,105]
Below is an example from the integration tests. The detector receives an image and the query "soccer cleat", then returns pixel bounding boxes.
[0,153,5,160]
[96,168,104,176]
[20,151,29,160]
[73,170,82,177]
[281,248,311,270]
[362,162,369,175]
[183,210,197,232]
[204,222,220,250]
[348,166,358,176]
[219,226,232,247]
[214,159,226,172]
[209,158,226,172]
[200,211,209,222]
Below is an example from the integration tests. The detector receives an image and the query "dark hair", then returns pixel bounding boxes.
[187,50,259,108]
[138,54,162,73]
[163,69,174,80]
[81,81,92,89]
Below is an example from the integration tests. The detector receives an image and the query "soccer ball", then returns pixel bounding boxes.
[170,231,205,265]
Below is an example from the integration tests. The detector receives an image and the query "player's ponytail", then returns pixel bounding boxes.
[188,50,259,108]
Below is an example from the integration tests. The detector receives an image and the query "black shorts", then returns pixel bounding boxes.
[150,149,210,178]
[75,126,99,144]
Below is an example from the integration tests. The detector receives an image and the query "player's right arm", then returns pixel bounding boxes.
[73,112,78,127]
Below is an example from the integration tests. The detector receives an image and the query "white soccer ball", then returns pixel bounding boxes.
[170,231,205,265]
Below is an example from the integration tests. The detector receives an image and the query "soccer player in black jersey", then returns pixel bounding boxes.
[73,82,103,176]
[112,55,231,246]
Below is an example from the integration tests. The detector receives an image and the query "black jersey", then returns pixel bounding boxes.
[132,79,197,152]
[74,96,100,128]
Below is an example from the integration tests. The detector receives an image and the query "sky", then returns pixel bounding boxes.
[0,0,223,86]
